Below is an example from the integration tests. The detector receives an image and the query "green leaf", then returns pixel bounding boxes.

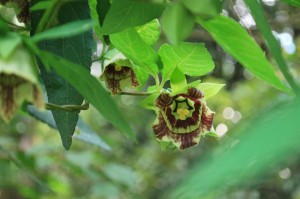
[96,0,111,26]
[136,19,160,46]
[182,0,223,18]
[197,16,290,93]
[110,28,159,75]
[170,67,187,94]
[167,100,300,199]
[31,0,94,150]
[0,33,22,59]
[196,83,225,100]
[161,2,195,44]
[101,0,165,35]
[281,0,300,6]
[32,20,93,42]
[40,51,136,141]
[88,0,101,39]
[30,0,51,11]
[244,0,299,93]
[26,105,111,151]
[158,42,214,84]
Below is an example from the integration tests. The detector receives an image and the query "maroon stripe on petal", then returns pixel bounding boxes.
[153,114,168,139]
[165,107,176,125]
[200,105,215,131]
[179,130,199,150]
[155,93,173,108]
[188,87,203,99]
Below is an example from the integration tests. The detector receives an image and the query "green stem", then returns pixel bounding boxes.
[45,102,89,111]
[118,91,155,96]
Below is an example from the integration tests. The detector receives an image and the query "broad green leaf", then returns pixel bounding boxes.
[88,0,102,39]
[32,20,93,42]
[197,16,290,93]
[158,42,214,84]
[30,0,51,11]
[167,100,300,199]
[170,67,187,94]
[161,2,195,44]
[0,33,22,59]
[197,83,225,99]
[31,0,94,150]
[281,0,300,6]
[110,28,159,75]
[96,0,111,26]
[101,0,165,34]
[26,105,111,151]
[136,19,160,46]
[244,0,299,93]
[40,51,136,141]
[182,0,223,18]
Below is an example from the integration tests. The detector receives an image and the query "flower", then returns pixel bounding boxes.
[0,48,43,122]
[152,87,215,150]
[0,0,30,24]
[100,50,139,94]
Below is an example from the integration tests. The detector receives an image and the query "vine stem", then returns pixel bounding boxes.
[118,91,155,96]
[45,102,89,111]
[45,91,155,111]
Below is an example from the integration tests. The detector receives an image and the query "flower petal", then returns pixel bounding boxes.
[200,103,215,132]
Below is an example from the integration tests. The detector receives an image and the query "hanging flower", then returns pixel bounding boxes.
[0,0,30,24]
[0,48,43,122]
[100,50,139,95]
[152,87,215,150]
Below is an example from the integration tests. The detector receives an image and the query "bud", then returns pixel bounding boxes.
[0,47,43,122]
[152,87,215,150]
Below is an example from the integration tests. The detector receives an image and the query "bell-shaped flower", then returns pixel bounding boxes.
[152,87,215,150]
[100,50,139,94]
[0,48,43,122]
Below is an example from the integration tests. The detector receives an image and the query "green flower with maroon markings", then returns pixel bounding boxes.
[152,87,215,150]
[0,48,43,122]
[100,50,139,95]
[0,0,30,24]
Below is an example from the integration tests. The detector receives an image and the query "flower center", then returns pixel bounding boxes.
[177,108,189,120]
[114,65,122,71]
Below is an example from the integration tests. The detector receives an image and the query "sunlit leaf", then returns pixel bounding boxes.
[182,0,224,18]
[197,16,290,93]
[161,2,195,44]
[244,0,299,93]
[110,28,159,75]
[136,19,161,46]
[197,83,225,99]
[158,42,214,84]
[101,0,165,34]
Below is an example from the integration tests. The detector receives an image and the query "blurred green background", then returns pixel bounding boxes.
[1,0,300,198]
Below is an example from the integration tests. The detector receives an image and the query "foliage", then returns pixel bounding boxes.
[0,0,300,198]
